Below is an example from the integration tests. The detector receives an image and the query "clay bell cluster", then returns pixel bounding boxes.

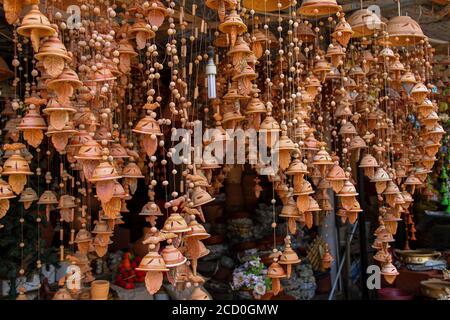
[0,0,442,298]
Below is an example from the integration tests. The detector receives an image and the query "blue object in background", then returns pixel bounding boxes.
[350,259,361,284]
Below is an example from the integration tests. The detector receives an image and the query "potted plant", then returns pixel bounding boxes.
[231,256,272,299]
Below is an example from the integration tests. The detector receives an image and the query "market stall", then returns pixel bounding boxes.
[0,0,449,301]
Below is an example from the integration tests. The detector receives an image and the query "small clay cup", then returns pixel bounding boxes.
[90,280,110,300]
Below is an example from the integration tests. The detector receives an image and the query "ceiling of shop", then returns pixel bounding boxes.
[0,1,449,64]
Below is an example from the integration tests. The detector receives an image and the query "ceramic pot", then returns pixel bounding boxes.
[420,279,450,299]
[90,280,110,300]
[395,249,441,265]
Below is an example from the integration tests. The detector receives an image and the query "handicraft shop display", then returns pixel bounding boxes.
[0,0,446,299]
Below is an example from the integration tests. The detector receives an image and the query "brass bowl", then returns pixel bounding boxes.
[395,249,441,265]
[420,279,450,299]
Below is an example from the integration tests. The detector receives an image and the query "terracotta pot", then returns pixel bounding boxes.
[377,288,414,300]
[90,280,110,300]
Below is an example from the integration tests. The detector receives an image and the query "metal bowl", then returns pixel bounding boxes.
[395,249,442,265]
[420,279,450,299]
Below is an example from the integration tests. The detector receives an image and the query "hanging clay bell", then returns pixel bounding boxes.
[359,153,378,179]
[17,107,47,148]
[2,151,33,195]
[0,179,15,219]
[370,167,391,194]
[128,18,156,50]
[206,0,235,22]
[147,0,168,27]
[161,244,187,267]
[298,0,340,17]
[74,229,93,255]
[332,16,354,47]
[322,244,334,269]
[267,261,286,296]
[161,213,191,233]
[326,162,348,193]
[279,244,301,278]
[184,219,210,240]
[346,201,363,224]
[35,31,72,78]
[347,8,384,37]
[19,187,38,209]
[380,256,399,284]
[46,67,82,103]
[312,147,334,177]
[410,82,429,104]
[89,161,122,183]
[136,250,169,295]
[404,174,422,194]
[191,187,215,207]
[17,5,56,52]
[337,180,359,210]
[218,10,247,47]
[386,15,425,47]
